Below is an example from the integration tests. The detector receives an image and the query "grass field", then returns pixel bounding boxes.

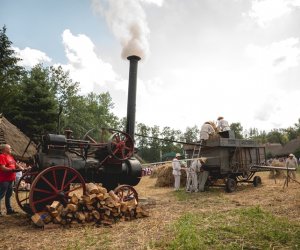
[0,172,299,250]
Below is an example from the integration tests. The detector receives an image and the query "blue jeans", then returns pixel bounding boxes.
[0,181,14,212]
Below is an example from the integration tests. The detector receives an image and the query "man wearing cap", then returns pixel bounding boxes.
[285,154,298,179]
[172,153,182,191]
[0,144,23,215]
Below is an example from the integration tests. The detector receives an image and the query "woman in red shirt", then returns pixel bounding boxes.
[0,144,23,215]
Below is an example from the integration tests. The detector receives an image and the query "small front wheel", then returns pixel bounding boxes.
[225,178,237,193]
[253,176,262,187]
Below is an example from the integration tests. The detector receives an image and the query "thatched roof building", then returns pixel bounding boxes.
[264,143,283,157]
[0,115,36,160]
[264,138,300,157]
[280,137,300,156]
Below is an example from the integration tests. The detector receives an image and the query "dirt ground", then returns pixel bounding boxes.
[0,172,299,250]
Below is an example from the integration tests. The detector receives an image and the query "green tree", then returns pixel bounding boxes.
[294,118,300,136]
[49,65,80,133]
[136,123,150,159]
[0,25,24,114]
[266,129,287,145]
[284,126,298,141]
[13,65,57,138]
[149,125,161,162]
[160,126,182,157]
[184,126,199,143]
[230,122,243,139]
[63,92,119,139]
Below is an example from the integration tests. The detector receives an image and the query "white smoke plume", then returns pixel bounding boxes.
[91,0,163,60]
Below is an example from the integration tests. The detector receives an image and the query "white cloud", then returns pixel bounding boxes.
[245,37,300,73]
[60,29,120,94]
[248,0,300,27]
[13,46,52,67]
[140,0,165,7]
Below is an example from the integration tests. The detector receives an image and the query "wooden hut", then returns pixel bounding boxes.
[0,115,36,161]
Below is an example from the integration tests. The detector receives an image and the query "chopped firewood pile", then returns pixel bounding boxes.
[31,183,149,228]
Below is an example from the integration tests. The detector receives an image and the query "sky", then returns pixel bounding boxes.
[1,0,300,134]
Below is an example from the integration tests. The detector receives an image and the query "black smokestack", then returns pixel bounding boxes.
[126,55,141,141]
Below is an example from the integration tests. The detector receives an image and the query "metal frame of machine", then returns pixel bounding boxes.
[184,134,266,192]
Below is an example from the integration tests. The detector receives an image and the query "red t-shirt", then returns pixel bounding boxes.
[0,153,16,182]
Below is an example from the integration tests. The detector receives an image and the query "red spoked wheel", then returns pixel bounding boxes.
[29,166,86,213]
[15,170,39,214]
[114,184,138,202]
[108,132,134,160]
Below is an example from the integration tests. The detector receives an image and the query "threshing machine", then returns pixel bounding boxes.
[184,131,266,192]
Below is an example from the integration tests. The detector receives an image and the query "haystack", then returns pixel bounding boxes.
[154,163,187,187]
[268,160,285,179]
[0,115,36,160]
[150,164,166,178]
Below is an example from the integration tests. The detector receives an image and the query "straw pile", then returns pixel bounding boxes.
[150,164,167,178]
[268,160,285,179]
[154,163,187,187]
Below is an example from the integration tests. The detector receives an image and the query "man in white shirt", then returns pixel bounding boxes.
[217,116,230,138]
[200,122,215,143]
[217,116,230,132]
[285,153,298,179]
[172,153,182,191]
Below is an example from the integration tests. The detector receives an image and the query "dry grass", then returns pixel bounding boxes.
[0,172,299,250]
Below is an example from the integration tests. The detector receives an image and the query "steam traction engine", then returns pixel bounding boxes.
[15,56,143,214]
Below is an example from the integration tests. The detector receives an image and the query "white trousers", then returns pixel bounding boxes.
[187,173,198,192]
[174,175,181,190]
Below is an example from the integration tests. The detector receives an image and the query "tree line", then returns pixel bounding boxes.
[1,26,300,163]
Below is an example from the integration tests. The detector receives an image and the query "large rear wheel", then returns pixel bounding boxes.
[29,166,86,213]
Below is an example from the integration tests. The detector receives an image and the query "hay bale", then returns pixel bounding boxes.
[268,160,285,179]
[150,165,165,178]
[155,163,187,187]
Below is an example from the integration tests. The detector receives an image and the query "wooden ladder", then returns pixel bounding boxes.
[192,143,202,159]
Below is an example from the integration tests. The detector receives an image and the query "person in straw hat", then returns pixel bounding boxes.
[285,153,298,180]
[198,157,209,192]
[199,122,215,144]
[217,116,230,132]
[172,153,182,191]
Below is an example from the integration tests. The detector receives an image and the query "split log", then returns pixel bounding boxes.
[92,210,100,220]
[31,213,45,228]
[86,183,100,194]
[31,185,150,228]
[66,203,77,213]
[75,212,85,222]
[49,201,61,211]
[108,190,120,202]
[70,194,79,205]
